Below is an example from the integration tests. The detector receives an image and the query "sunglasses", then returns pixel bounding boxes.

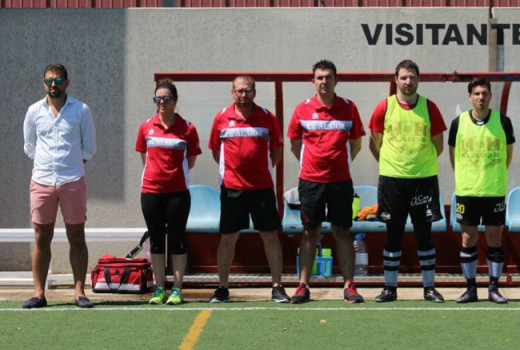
[44,77,65,86]
[153,96,174,103]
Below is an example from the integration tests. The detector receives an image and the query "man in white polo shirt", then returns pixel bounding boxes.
[23,63,97,309]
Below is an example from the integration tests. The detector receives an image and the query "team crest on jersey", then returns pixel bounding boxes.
[148,129,154,135]
[229,120,236,127]
[311,113,319,120]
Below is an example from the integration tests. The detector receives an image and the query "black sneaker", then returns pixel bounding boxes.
[343,281,364,303]
[209,286,230,303]
[488,285,508,304]
[271,285,290,303]
[290,283,310,304]
[75,296,94,308]
[375,287,397,302]
[424,287,445,303]
[22,296,47,309]
[456,286,478,303]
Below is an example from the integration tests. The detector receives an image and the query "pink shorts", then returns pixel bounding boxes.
[30,177,87,225]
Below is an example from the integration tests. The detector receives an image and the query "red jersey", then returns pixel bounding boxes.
[368,95,447,135]
[208,103,283,190]
[287,95,366,183]
[136,114,202,194]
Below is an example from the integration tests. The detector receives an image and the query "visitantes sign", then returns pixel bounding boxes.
[362,23,520,45]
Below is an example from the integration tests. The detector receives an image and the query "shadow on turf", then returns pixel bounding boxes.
[93,300,223,306]
[93,300,151,306]
[94,300,268,306]
[34,300,150,307]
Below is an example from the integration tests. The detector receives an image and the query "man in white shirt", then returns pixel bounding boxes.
[23,63,97,309]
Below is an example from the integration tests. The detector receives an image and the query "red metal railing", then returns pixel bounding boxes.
[0,0,160,7]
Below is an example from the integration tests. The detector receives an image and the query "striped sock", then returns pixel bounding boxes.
[487,246,504,281]
[383,250,401,287]
[460,246,478,281]
[418,248,436,288]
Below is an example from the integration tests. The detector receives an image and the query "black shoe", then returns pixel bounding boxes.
[22,296,47,309]
[424,287,445,303]
[456,286,478,303]
[271,285,290,303]
[488,285,508,304]
[290,283,310,304]
[209,286,230,303]
[375,287,397,302]
[75,296,94,308]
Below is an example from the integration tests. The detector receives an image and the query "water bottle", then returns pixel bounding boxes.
[354,233,368,276]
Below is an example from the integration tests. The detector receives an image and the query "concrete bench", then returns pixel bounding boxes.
[0,227,147,243]
[0,184,451,242]
[0,184,251,287]
[0,184,245,242]
[0,228,148,287]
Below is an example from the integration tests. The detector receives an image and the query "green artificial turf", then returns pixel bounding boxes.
[0,300,518,350]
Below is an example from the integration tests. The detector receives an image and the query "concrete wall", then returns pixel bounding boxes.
[0,8,519,271]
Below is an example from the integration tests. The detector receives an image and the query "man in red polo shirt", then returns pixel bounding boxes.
[208,75,289,303]
[288,60,366,303]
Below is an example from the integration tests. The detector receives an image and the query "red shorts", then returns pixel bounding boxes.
[30,177,87,225]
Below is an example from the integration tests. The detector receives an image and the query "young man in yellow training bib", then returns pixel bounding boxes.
[449,77,515,304]
[369,60,447,303]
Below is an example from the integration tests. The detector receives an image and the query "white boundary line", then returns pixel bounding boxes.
[1,306,519,312]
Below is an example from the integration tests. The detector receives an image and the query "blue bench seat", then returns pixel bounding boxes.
[186,185,221,233]
[506,187,520,232]
[186,184,257,233]
[283,185,447,234]
[282,185,386,234]
[450,192,485,233]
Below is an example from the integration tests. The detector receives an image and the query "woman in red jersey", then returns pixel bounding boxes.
[136,79,201,305]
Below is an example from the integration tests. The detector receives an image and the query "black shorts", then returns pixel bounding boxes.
[299,179,354,229]
[220,187,281,234]
[377,175,443,226]
[455,196,506,226]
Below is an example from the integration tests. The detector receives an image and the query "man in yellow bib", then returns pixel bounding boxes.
[449,77,515,304]
[369,60,447,303]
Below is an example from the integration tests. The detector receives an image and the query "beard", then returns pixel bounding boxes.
[400,85,417,96]
[47,88,65,99]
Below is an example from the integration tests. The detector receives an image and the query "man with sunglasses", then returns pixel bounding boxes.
[208,75,289,303]
[23,63,97,309]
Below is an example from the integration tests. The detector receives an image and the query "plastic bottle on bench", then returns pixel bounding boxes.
[354,233,368,276]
